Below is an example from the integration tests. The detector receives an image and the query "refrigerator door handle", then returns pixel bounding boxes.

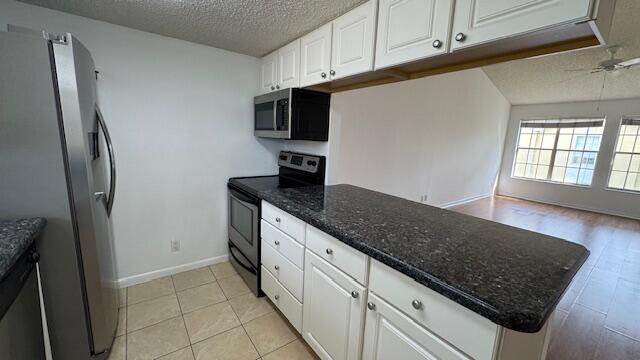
[95,105,116,216]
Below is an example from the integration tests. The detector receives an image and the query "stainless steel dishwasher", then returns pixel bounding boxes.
[0,243,45,359]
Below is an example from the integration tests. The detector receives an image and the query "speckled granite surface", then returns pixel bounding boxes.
[0,218,46,282]
[257,184,589,333]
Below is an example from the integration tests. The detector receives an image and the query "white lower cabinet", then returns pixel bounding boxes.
[302,250,366,360]
[362,292,470,360]
[261,266,303,332]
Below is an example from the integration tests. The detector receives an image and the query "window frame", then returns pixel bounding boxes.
[605,115,640,195]
[510,117,606,188]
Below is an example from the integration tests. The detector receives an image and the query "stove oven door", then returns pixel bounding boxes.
[228,187,259,267]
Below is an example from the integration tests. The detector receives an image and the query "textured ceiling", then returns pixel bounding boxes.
[483,0,640,105]
[17,0,366,57]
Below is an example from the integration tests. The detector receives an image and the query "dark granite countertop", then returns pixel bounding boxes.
[257,184,589,333]
[0,218,46,282]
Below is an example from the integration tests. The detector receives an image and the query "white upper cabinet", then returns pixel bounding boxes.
[300,23,333,87]
[330,0,377,80]
[450,0,592,51]
[375,0,454,70]
[259,51,278,94]
[303,250,366,360]
[278,39,301,90]
[258,39,300,94]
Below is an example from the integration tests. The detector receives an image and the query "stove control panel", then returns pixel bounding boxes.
[278,151,322,174]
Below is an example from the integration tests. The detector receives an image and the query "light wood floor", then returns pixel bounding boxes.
[451,196,640,360]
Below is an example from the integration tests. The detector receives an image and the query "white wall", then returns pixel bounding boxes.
[497,98,640,219]
[326,69,511,207]
[0,0,281,285]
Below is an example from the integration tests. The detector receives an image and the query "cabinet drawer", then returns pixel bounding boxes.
[261,242,304,302]
[261,266,303,332]
[306,225,369,285]
[262,202,305,243]
[369,259,498,360]
[262,220,304,269]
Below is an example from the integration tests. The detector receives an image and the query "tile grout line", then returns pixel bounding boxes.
[169,274,197,360]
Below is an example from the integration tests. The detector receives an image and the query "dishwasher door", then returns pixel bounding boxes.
[0,255,45,359]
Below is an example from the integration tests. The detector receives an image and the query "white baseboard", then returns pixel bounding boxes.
[116,254,229,288]
[437,193,493,209]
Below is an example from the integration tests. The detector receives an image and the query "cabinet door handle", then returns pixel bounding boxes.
[321,72,327,78]
[455,33,466,42]
[274,240,280,246]
[274,265,280,271]
[432,40,442,48]
[276,85,280,89]
[274,294,280,300]
[326,248,333,255]
[330,70,336,76]
[270,86,275,90]
[412,299,423,310]
[351,291,359,299]
[367,302,376,310]
[275,217,281,223]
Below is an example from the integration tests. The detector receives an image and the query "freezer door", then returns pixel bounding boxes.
[52,35,118,355]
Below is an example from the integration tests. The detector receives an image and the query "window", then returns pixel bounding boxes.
[512,118,605,186]
[608,117,640,192]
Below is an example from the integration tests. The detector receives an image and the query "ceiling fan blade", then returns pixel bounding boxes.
[564,68,599,72]
[616,57,640,68]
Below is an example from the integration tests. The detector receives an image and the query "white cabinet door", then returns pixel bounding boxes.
[259,51,278,94]
[330,0,377,80]
[278,39,301,90]
[303,250,366,360]
[362,293,470,360]
[300,23,333,87]
[375,0,453,70]
[450,0,592,51]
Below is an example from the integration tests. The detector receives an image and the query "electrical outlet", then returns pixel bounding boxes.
[171,239,180,252]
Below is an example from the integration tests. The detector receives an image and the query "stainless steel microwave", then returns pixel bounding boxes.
[254,88,330,141]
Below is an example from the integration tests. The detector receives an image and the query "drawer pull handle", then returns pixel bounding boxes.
[275,217,281,223]
[351,291,359,299]
[274,265,280,271]
[412,300,423,310]
[367,302,376,310]
[274,240,280,246]
[275,294,280,300]
[326,248,333,255]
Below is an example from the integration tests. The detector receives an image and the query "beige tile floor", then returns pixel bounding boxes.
[109,261,318,360]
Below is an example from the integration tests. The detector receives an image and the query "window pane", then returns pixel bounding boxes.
[528,150,540,164]
[516,149,529,163]
[539,150,552,165]
[536,165,549,180]
[630,155,640,173]
[531,131,544,148]
[584,135,601,151]
[620,135,636,152]
[581,152,597,169]
[513,163,526,177]
[525,164,538,178]
[555,151,569,167]
[567,151,583,167]
[571,135,586,150]
[577,169,594,185]
[551,167,566,182]
[519,134,532,148]
[625,173,640,191]
[565,168,579,184]
[588,126,604,135]
[609,171,627,188]
[612,153,632,171]
[624,125,639,135]
[557,134,572,150]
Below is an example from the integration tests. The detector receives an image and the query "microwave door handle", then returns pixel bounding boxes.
[272,99,277,131]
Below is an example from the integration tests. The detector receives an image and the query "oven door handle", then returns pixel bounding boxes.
[228,242,256,275]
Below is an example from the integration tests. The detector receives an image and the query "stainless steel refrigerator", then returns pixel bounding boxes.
[0,28,119,359]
